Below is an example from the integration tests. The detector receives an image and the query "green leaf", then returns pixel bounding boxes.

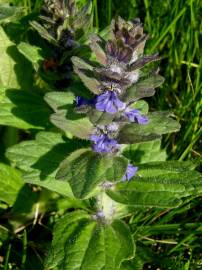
[50,110,93,139]
[105,156,129,182]
[30,21,57,45]
[45,211,135,270]
[0,87,51,129]
[6,132,90,197]
[122,139,167,163]
[118,112,180,144]
[56,149,115,199]
[0,26,33,89]
[72,56,100,94]
[56,151,128,199]
[121,75,164,102]
[45,91,93,139]
[72,56,94,71]
[0,4,23,22]
[120,245,152,270]
[88,108,116,125]
[44,91,75,112]
[73,68,100,94]
[17,42,44,70]
[106,161,202,208]
[0,163,23,205]
[129,100,149,114]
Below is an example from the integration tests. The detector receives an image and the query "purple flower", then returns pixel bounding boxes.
[90,134,119,153]
[124,109,148,124]
[76,96,94,107]
[122,164,138,181]
[95,91,126,114]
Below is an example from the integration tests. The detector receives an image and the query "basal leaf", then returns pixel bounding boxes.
[0,87,51,129]
[106,161,202,208]
[45,210,135,270]
[6,132,89,197]
[118,111,180,144]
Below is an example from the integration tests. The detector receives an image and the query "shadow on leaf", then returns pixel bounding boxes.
[31,138,90,180]
[6,45,33,90]
[5,88,51,129]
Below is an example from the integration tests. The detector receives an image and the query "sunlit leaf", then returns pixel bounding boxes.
[0,163,23,206]
[6,132,89,197]
[57,151,129,199]
[118,111,180,144]
[107,161,202,208]
[50,110,93,139]
[45,210,135,270]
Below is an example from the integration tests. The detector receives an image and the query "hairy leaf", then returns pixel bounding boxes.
[122,139,167,163]
[73,68,100,94]
[45,211,135,270]
[44,91,75,112]
[129,100,149,114]
[129,54,160,70]
[57,151,129,199]
[105,156,129,182]
[121,74,164,102]
[88,108,116,125]
[107,161,202,208]
[90,34,107,65]
[72,56,94,71]
[50,110,93,139]
[118,112,180,143]
[6,132,90,197]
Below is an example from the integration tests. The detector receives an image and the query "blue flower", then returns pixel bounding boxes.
[122,164,138,181]
[124,109,148,124]
[90,134,119,153]
[95,91,126,114]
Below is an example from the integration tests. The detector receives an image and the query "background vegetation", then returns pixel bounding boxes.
[0,0,201,269]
